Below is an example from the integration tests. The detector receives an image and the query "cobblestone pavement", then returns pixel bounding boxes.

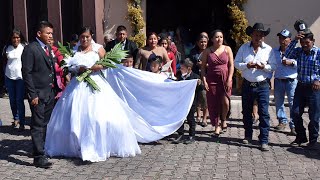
[0,97,319,180]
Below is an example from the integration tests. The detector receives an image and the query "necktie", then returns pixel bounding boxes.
[121,42,125,50]
[44,46,55,88]
[44,46,50,56]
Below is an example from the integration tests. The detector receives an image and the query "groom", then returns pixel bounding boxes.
[22,21,58,168]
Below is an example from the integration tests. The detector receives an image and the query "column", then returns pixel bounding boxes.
[82,0,104,44]
[13,0,28,41]
[48,0,63,43]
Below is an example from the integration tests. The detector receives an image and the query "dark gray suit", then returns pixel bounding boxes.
[105,39,138,63]
[22,40,57,157]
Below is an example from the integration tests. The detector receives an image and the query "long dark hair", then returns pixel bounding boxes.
[6,28,27,47]
[146,32,158,47]
[2,28,26,57]
[209,29,228,46]
[194,34,209,51]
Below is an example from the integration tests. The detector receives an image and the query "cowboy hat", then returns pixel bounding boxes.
[246,23,270,36]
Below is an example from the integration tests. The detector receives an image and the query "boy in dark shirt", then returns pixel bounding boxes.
[172,58,201,144]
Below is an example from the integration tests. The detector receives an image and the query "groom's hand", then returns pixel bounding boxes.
[78,66,86,73]
[31,97,39,106]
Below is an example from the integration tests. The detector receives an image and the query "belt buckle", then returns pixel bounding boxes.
[250,82,257,87]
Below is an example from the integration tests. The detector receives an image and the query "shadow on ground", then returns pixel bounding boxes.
[0,139,33,166]
[0,125,30,137]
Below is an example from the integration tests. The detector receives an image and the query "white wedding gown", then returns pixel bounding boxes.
[45,43,197,162]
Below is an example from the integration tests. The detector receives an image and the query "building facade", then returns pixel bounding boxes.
[1,0,320,52]
[0,0,105,52]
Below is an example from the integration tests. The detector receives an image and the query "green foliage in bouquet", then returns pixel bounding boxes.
[58,41,74,58]
[57,41,74,78]
[76,43,128,92]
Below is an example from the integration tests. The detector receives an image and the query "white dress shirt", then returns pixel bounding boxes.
[36,37,47,52]
[234,41,276,82]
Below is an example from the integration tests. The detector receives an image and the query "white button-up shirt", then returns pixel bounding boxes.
[235,41,276,82]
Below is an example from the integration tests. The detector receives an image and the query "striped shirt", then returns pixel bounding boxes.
[285,40,320,84]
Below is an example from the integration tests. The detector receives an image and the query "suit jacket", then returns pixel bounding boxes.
[105,39,138,61]
[21,41,58,101]
[178,71,200,105]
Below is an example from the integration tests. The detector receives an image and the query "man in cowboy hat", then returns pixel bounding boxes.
[235,22,276,151]
[285,29,320,149]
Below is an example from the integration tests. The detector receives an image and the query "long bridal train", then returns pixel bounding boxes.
[45,44,197,162]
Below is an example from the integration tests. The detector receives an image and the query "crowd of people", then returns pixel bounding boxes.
[0,19,319,168]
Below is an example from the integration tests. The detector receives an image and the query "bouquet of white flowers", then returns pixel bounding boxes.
[58,42,128,91]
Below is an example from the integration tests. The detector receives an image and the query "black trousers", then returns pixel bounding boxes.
[177,104,196,137]
[29,91,55,157]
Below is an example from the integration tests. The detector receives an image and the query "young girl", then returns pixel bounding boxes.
[122,54,134,68]
[150,56,167,76]
[159,38,176,75]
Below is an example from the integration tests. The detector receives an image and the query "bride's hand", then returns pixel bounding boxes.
[78,66,86,73]
[90,64,104,72]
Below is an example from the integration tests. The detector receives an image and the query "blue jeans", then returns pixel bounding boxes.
[292,83,320,144]
[274,78,297,129]
[5,76,25,125]
[242,79,270,144]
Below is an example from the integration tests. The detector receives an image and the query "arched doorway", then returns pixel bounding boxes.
[146,0,233,46]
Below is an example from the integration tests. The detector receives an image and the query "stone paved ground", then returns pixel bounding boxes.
[0,97,319,180]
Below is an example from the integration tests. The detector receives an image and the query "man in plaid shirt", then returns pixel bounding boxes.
[285,29,320,149]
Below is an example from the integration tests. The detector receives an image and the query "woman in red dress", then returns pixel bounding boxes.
[49,39,67,99]
[159,37,177,75]
[201,30,234,135]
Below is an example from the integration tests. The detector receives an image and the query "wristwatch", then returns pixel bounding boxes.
[291,61,295,66]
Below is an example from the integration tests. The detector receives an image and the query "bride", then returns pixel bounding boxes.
[45,26,197,162]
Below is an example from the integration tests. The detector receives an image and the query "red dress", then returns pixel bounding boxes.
[167,51,177,75]
[52,46,66,98]
[206,48,231,126]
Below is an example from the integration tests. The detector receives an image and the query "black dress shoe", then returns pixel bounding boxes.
[172,135,183,144]
[183,136,195,144]
[290,138,308,147]
[18,125,25,132]
[34,156,53,169]
[305,142,318,150]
